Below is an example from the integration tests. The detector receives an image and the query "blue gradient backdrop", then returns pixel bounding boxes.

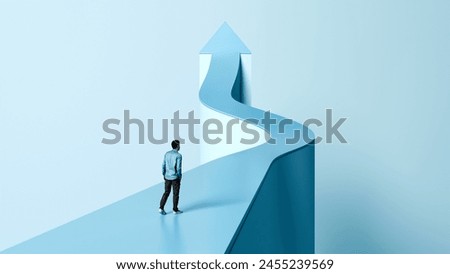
[1,0,449,253]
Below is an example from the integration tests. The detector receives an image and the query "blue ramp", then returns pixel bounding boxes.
[1,23,315,254]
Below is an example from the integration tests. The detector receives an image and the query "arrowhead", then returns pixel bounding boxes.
[200,22,251,54]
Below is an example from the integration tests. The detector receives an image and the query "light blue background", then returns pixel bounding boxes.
[1,0,449,253]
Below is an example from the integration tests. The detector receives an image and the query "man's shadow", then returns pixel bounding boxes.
[182,198,245,213]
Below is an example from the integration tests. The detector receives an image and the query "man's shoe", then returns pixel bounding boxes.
[159,209,166,215]
[173,210,183,214]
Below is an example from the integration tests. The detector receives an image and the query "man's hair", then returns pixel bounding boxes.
[171,140,180,149]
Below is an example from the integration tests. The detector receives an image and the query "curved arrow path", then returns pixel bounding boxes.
[199,23,315,253]
[1,23,315,254]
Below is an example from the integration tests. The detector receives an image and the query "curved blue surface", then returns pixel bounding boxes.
[199,23,315,253]
[1,23,315,254]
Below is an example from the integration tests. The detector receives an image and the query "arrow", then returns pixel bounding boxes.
[200,23,313,146]
[199,23,316,253]
[201,22,251,54]
[200,22,250,105]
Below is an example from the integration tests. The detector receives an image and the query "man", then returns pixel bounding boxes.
[159,140,183,215]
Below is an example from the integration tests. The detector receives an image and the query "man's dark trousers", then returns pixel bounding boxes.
[160,178,181,211]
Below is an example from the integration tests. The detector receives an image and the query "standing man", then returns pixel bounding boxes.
[159,140,183,215]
